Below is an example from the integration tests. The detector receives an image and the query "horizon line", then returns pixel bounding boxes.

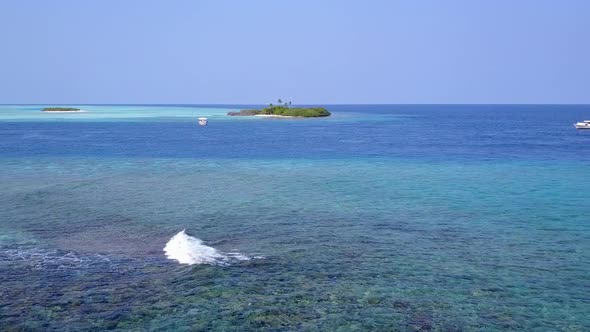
[1,103,589,106]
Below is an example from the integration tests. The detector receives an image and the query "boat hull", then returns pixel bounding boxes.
[574,123,590,129]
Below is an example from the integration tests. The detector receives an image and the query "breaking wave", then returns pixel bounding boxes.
[163,230,252,266]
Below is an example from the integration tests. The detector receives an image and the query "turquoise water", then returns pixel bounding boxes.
[1,105,589,330]
[0,105,235,121]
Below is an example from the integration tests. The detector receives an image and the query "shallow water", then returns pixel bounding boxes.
[1,104,589,330]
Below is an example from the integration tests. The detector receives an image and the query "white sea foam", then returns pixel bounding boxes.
[1,247,112,271]
[163,230,251,266]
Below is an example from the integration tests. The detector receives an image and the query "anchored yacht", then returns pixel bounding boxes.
[198,117,208,126]
[574,120,590,129]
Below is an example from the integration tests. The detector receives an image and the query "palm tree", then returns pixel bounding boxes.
[288,101,292,107]
[278,99,282,104]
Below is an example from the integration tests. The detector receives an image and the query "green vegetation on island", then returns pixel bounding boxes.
[42,107,82,112]
[228,99,330,118]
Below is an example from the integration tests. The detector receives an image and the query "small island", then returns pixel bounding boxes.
[41,107,83,112]
[228,100,330,118]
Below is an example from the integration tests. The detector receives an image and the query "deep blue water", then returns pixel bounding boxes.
[1,105,589,331]
[2,105,589,162]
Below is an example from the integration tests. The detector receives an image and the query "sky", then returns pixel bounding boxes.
[0,0,588,104]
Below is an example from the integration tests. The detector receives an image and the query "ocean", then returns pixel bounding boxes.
[0,104,589,331]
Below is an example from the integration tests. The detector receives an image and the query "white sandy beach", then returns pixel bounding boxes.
[254,114,294,118]
[41,110,87,113]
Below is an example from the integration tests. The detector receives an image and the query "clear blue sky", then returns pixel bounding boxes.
[0,0,588,104]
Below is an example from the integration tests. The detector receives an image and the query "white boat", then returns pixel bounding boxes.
[574,120,590,129]
[198,117,208,126]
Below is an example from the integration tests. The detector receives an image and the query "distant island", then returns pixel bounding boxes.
[228,100,330,118]
[42,107,83,112]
